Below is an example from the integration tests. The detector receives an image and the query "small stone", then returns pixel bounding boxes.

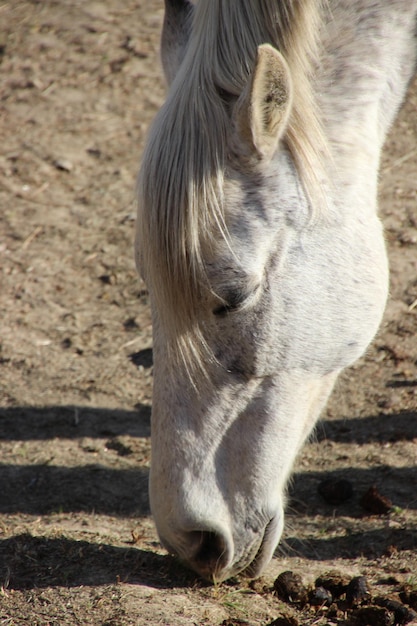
[360,486,392,514]
[123,317,139,331]
[53,158,73,172]
[129,348,153,369]
[346,576,371,606]
[273,571,308,605]
[99,273,116,285]
[317,478,354,505]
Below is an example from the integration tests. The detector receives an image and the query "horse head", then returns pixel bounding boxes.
[136,0,391,581]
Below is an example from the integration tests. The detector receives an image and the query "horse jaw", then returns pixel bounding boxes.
[149,366,339,582]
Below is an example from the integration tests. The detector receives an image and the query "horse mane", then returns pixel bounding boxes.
[137,0,328,374]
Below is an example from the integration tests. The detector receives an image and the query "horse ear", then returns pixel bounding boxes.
[233,44,293,161]
[161,0,194,85]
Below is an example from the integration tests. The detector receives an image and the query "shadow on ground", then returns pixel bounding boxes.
[0,534,200,590]
[290,465,417,514]
[0,404,151,441]
[1,405,415,443]
[282,524,417,561]
[317,410,417,444]
[0,405,416,517]
[0,464,150,515]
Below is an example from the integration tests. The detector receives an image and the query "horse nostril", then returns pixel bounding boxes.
[188,530,230,578]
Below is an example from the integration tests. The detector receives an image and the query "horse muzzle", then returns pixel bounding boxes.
[157,512,283,582]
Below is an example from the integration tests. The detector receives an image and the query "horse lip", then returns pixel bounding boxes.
[242,515,281,578]
[157,517,281,582]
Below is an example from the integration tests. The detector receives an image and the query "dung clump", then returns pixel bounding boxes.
[346,576,371,607]
[273,571,308,605]
[360,485,392,514]
[315,570,350,598]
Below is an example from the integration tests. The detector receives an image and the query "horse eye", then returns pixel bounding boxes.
[215,85,235,104]
[212,289,251,317]
[212,278,261,317]
[213,302,238,317]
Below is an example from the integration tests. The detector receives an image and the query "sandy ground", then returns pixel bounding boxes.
[0,2,416,624]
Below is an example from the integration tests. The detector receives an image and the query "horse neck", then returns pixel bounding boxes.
[318,0,417,210]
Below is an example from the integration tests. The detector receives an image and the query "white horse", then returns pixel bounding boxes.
[136,0,417,582]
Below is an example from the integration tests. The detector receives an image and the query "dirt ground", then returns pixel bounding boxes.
[0,2,416,625]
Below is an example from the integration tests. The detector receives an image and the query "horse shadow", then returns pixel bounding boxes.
[0,403,416,586]
[0,534,202,591]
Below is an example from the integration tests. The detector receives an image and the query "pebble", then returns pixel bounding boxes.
[53,158,73,172]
